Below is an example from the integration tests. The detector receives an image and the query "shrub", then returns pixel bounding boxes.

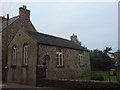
[91,75,104,81]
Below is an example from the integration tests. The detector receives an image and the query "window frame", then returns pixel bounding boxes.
[11,45,17,66]
[79,54,84,66]
[42,59,47,66]
[23,43,29,66]
[56,51,64,67]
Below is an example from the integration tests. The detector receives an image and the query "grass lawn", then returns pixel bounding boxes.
[75,71,119,81]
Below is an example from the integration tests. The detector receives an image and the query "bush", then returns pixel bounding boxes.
[116,69,120,81]
[91,75,104,81]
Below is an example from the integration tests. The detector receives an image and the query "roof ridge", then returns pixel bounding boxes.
[26,30,74,42]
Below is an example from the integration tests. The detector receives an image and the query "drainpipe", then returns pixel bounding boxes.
[4,14,9,83]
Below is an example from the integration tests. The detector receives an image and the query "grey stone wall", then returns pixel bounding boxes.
[7,30,37,86]
[2,18,36,62]
[38,44,91,80]
[2,18,37,82]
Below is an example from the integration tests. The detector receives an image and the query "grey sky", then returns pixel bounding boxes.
[0,2,118,51]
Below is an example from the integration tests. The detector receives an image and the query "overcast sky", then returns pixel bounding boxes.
[0,2,118,51]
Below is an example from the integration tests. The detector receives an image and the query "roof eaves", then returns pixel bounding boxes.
[25,30,89,52]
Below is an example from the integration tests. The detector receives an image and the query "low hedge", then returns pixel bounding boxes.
[91,75,104,81]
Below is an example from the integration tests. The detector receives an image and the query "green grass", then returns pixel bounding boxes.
[75,76,91,80]
[75,71,119,81]
[116,69,120,81]
[92,71,109,81]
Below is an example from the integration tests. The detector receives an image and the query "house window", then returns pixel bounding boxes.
[43,59,47,66]
[23,43,28,66]
[12,45,17,66]
[56,49,63,67]
[79,54,83,65]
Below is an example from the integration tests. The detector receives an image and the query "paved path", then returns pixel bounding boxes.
[1,83,67,90]
[2,83,35,88]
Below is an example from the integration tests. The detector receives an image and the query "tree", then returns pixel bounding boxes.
[104,47,112,53]
[90,48,115,71]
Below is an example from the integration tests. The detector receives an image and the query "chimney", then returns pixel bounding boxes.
[19,5,30,20]
[70,33,77,41]
[0,16,7,22]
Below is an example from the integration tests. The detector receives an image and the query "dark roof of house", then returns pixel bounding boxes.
[26,30,89,51]
[2,16,19,30]
[1,16,89,51]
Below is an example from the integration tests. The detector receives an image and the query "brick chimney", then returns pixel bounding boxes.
[19,5,30,20]
[70,33,77,41]
[0,16,7,22]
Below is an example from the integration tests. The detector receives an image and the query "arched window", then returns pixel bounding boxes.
[23,43,28,65]
[79,54,83,65]
[43,55,50,66]
[12,45,17,65]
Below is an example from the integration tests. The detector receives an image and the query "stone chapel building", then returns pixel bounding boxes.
[1,6,91,86]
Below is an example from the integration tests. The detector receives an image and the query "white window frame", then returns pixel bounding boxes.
[79,54,83,65]
[56,52,63,66]
[12,45,17,65]
[23,44,28,65]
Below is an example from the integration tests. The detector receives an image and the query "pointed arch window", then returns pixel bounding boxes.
[79,54,83,65]
[12,45,17,66]
[23,43,29,66]
[79,53,84,66]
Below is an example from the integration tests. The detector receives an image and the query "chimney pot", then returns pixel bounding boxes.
[23,5,27,9]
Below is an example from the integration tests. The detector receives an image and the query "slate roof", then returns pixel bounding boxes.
[1,16,88,51]
[26,30,89,51]
[2,16,19,30]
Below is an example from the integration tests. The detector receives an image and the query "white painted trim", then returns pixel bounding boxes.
[56,52,64,66]
[12,45,17,65]
[79,54,83,65]
[23,44,28,65]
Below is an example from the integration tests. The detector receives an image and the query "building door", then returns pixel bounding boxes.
[43,55,50,79]
[36,55,50,85]
[12,68,15,81]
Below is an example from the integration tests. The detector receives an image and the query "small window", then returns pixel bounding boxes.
[42,55,50,66]
[23,43,28,66]
[56,49,63,67]
[56,54,59,65]
[43,59,47,66]
[12,45,17,66]
[79,54,83,65]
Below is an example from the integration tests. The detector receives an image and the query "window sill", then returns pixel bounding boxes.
[22,65,28,68]
[56,65,64,68]
[11,65,16,68]
[79,64,85,67]
[36,65,47,68]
